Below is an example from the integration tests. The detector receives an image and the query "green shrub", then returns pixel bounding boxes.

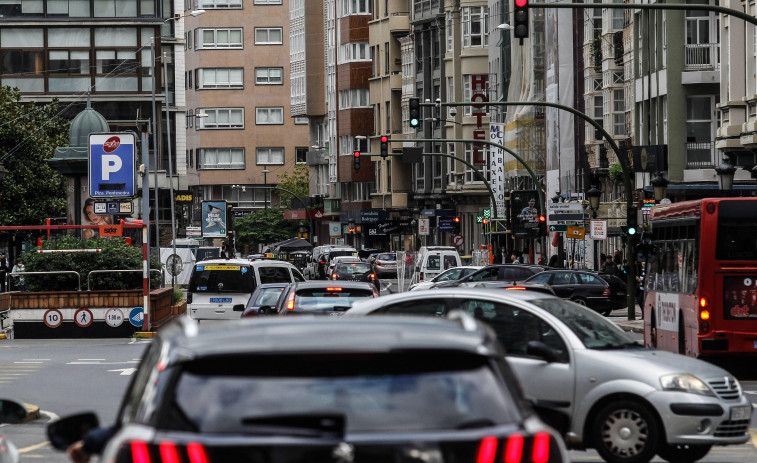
[23,235,162,292]
[172,286,184,305]
[609,162,623,180]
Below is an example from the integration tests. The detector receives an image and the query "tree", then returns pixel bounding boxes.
[275,164,310,209]
[234,209,297,252]
[0,86,69,245]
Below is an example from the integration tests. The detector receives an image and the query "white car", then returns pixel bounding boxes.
[408,265,482,291]
[346,289,754,463]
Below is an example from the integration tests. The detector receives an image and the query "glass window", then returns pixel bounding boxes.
[198,68,244,88]
[716,200,757,261]
[48,28,90,47]
[255,107,284,124]
[199,148,245,169]
[256,147,285,165]
[579,273,603,285]
[254,67,283,84]
[469,268,498,282]
[198,108,244,129]
[383,299,448,316]
[258,266,291,284]
[254,27,283,45]
[461,6,488,48]
[200,0,243,7]
[95,28,137,46]
[552,272,579,285]
[1,29,43,47]
[197,28,243,48]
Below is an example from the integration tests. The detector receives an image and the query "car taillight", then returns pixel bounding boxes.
[326,287,343,291]
[601,286,611,297]
[332,273,337,279]
[505,286,526,291]
[286,290,296,310]
[699,296,711,333]
[475,433,552,463]
[116,441,209,463]
[369,273,376,280]
[419,272,424,281]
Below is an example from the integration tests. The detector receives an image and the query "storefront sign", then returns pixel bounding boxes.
[489,123,505,218]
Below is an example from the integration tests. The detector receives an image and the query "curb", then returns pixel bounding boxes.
[22,403,40,422]
[133,331,156,338]
[0,333,5,340]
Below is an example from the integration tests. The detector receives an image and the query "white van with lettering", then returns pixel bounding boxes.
[187,258,304,320]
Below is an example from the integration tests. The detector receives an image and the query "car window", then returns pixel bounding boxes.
[119,337,163,424]
[336,263,372,274]
[425,255,440,270]
[253,287,286,307]
[459,300,568,362]
[259,266,293,284]
[501,267,537,280]
[381,299,448,316]
[293,287,374,312]
[527,272,551,284]
[292,269,305,282]
[377,253,396,261]
[189,264,255,293]
[168,352,520,433]
[435,268,461,282]
[531,298,634,349]
[553,272,578,285]
[443,255,458,270]
[579,273,602,285]
[460,268,478,278]
[469,267,498,281]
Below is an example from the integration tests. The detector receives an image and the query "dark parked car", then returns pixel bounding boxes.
[524,269,626,315]
[271,281,378,315]
[240,283,289,317]
[47,316,569,463]
[332,261,379,290]
[372,252,398,277]
[433,264,546,289]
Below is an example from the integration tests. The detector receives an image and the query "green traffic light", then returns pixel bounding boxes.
[628,227,636,235]
[410,118,419,127]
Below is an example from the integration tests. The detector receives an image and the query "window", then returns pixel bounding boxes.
[200,0,243,7]
[254,27,283,45]
[254,0,282,3]
[341,0,371,15]
[93,0,137,17]
[256,107,284,124]
[295,147,308,164]
[198,108,245,129]
[197,68,243,89]
[255,67,283,84]
[197,28,243,49]
[200,148,245,169]
[257,147,285,165]
[49,50,89,74]
[338,89,370,109]
[446,11,453,52]
[462,6,488,48]
[338,42,371,62]
[612,89,624,136]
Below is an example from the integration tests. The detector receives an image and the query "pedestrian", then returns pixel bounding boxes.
[509,254,520,264]
[548,254,558,267]
[601,254,616,274]
[497,245,506,264]
[11,257,25,291]
[0,253,7,293]
[636,261,646,312]
[220,243,228,259]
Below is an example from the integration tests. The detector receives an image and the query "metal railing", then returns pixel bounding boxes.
[685,43,719,71]
[86,269,165,291]
[686,141,715,168]
[6,271,82,292]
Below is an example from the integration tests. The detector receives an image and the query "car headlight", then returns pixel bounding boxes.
[660,373,714,396]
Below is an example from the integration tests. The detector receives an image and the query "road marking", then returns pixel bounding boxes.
[78,358,105,361]
[18,441,50,453]
[67,360,138,365]
[109,368,137,375]
[13,361,43,364]
[751,429,757,449]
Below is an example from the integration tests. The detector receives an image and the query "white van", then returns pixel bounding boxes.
[187,258,304,320]
[415,246,461,282]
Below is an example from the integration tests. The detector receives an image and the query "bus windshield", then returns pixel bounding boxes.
[716,200,757,261]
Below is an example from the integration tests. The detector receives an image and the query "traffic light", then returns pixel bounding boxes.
[622,207,638,236]
[482,218,489,225]
[353,150,361,172]
[513,0,529,40]
[409,97,421,127]
[453,216,461,233]
[537,214,547,236]
[380,135,389,159]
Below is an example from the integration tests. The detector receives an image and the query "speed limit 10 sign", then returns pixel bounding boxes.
[44,309,63,328]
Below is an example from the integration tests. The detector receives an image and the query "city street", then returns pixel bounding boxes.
[1,332,756,462]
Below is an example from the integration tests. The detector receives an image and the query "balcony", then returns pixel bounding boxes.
[389,12,409,35]
[685,43,719,71]
[686,141,715,169]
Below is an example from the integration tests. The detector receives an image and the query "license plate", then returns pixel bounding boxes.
[210,298,232,303]
[730,405,752,421]
[329,312,344,317]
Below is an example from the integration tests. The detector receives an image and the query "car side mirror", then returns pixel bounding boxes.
[526,340,560,363]
[46,412,100,451]
[0,398,29,424]
[232,304,245,312]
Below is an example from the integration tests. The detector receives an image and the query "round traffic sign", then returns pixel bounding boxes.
[453,234,464,246]
[105,308,125,328]
[74,308,94,328]
[43,309,63,328]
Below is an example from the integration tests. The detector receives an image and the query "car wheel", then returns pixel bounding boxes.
[656,443,711,463]
[572,297,588,306]
[591,400,659,463]
[602,308,612,316]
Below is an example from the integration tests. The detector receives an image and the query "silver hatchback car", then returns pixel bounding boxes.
[346,289,754,463]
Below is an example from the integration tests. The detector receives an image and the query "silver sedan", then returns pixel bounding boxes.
[346,289,754,463]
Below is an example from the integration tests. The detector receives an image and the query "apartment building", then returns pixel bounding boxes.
[183,0,308,225]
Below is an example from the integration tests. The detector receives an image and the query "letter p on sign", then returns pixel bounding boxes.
[102,155,122,180]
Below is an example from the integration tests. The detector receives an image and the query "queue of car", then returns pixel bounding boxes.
[39,257,754,463]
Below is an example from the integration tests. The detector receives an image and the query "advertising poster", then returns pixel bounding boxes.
[201,200,228,238]
[510,190,540,237]
[723,276,757,319]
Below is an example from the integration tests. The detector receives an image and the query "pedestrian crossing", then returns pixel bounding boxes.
[0,359,48,384]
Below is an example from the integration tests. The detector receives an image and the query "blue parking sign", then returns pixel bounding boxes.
[89,132,136,198]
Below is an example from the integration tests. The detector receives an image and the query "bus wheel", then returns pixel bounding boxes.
[677,316,686,355]
[649,309,657,348]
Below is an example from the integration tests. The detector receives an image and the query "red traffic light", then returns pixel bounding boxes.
[482,218,489,225]
[515,0,527,7]
[380,135,389,143]
[353,151,360,157]
[453,216,461,223]
[538,215,546,222]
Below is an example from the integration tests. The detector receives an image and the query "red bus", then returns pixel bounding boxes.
[643,198,757,357]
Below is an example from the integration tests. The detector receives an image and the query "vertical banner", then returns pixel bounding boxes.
[201,200,228,238]
[489,123,505,219]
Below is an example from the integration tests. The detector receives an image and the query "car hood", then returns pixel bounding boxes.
[579,347,732,381]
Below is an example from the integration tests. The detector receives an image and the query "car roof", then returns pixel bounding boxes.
[346,287,555,315]
[160,315,502,361]
[196,258,295,268]
[288,280,376,289]
[254,283,291,289]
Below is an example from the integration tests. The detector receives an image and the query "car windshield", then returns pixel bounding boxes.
[336,263,372,274]
[252,287,286,307]
[530,299,635,349]
[169,352,518,433]
[294,287,374,312]
[377,254,396,261]
[434,268,461,282]
[189,264,255,293]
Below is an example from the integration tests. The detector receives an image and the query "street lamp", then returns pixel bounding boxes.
[715,155,736,193]
[262,169,270,209]
[651,172,669,202]
[587,184,601,219]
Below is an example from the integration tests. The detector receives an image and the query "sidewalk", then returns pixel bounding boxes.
[608,306,644,333]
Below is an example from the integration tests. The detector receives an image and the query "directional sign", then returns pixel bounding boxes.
[548,213,587,222]
[548,203,585,211]
[566,226,586,239]
[548,224,568,232]
[89,132,136,198]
